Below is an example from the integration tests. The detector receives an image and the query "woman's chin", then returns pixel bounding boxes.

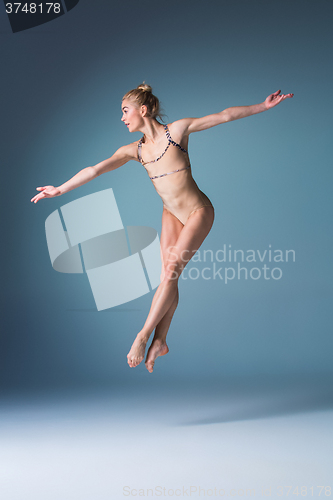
[128,124,141,133]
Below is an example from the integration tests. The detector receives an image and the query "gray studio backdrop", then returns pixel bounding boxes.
[1,0,332,392]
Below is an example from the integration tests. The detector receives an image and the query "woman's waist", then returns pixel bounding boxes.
[159,187,213,211]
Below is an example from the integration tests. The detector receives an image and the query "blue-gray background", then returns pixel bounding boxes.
[1,0,332,393]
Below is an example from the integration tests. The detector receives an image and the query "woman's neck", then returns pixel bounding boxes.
[140,119,165,144]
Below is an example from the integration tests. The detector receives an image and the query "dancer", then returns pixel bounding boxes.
[31,84,293,372]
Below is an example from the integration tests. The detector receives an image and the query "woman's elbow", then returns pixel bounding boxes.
[218,109,231,124]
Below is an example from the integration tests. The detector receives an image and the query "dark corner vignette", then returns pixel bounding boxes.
[3,0,80,33]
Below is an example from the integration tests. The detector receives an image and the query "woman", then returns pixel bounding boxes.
[31,84,293,373]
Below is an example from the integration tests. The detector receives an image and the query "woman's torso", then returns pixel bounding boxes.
[136,123,213,224]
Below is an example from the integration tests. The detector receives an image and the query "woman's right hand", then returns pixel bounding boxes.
[31,186,61,204]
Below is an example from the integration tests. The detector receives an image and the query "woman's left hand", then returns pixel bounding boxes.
[265,90,294,110]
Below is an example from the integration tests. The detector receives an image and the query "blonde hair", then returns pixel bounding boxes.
[123,83,164,121]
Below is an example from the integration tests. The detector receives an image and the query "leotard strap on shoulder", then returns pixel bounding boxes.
[164,124,188,154]
[138,124,188,165]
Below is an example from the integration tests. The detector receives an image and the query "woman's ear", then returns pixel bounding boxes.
[141,105,148,117]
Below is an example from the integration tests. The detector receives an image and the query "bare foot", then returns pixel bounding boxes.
[145,339,169,373]
[127,336,148,368]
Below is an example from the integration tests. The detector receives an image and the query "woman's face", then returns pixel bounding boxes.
[121,99,144,132]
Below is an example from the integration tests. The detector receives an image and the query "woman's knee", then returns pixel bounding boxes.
[163,265,181,283]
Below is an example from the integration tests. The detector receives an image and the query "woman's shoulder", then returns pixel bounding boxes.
[167,118,193,138]
[117,140,141,161]
[166,120,192,148]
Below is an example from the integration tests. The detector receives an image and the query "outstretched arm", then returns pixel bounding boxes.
[30,143,137,204]
[175,90,293,135]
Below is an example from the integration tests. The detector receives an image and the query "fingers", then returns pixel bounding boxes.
[31,192,45,203]
[273,92,294,103]
[31,192,40,202]
[273,90,293,99]
[31,186,51,203]
[31,188,43,202]
[280,93,294,101]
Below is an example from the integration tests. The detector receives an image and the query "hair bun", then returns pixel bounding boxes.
[137,83,152,93]
[123,83,163,121]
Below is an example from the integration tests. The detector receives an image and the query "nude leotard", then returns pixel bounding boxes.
[138,124,213,225]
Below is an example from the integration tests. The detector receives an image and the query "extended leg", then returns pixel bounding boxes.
[127,207,183,368]
[144,288,179,373]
